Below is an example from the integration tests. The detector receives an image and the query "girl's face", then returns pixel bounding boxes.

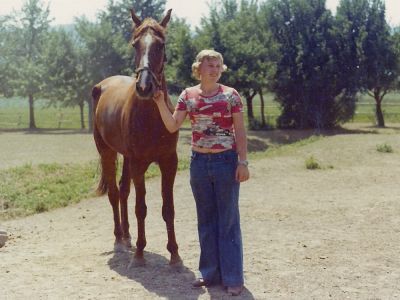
[199,57,223,83]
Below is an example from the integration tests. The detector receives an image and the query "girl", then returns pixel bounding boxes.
[153,49,249,296]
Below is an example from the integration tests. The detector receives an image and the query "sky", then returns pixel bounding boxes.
[0,0,399,28]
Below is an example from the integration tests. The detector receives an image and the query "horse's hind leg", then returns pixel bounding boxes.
[93,126,124,251]
[119,156,132,248]
[159,153,181,265]
[103,155,125,251]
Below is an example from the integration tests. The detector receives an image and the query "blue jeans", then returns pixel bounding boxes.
[190,150,243,286]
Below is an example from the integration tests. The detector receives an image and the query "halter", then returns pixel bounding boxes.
[135,65,163,89]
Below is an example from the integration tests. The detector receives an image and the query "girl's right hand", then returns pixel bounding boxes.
[153,90,164,104]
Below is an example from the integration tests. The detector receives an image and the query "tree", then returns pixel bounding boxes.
[333,0,369,120]
[165,17,197,94]
[42,28,90,129]
[74,17,132,131]
[0,16,15,97]
[393,26,400,92]
[362,0,398,127]
[2,0,52,129]
[266,0,353,129]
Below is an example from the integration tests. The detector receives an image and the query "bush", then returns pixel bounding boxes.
[305,156,321,170]
[376,143,393,153]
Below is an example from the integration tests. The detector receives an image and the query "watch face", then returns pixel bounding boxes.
[239,160,248,166]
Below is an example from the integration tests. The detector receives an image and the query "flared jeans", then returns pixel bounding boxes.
[190,150,244,286]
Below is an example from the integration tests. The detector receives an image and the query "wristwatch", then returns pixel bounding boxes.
[237,160,249,167]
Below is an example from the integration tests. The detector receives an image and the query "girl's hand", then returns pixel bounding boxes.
[236,165,250,182]
[153,90,164,104]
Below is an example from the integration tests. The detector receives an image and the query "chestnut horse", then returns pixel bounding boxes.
[92,9,181,264]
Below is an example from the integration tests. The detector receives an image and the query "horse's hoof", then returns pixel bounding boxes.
[169,254,183,266]
[114,242,128,253]
[128,255,146,268]
[122,238,132,249]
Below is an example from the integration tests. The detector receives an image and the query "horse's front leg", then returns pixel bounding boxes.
[159,153,181,265]
[119,157,132,248]
[130,159,150,263]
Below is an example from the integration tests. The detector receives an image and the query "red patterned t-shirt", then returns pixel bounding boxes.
[176,84,244,150]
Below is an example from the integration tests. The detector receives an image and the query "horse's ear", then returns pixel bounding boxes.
[131,9,142,27]
[159,9,172,27]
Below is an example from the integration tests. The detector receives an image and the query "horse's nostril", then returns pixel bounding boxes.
[136,82,153,96]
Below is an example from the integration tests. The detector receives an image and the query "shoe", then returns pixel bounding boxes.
[227,285,243,296]
[191,278,211,288]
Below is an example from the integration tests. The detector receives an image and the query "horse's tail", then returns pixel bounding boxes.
[92,85,102,114]
[92,84,108,196]
[96,165,108,196]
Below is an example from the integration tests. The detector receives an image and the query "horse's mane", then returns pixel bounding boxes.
[131,18,166,43]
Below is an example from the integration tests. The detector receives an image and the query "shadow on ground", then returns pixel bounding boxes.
[106,249,255,299]
[247,124,389,153]
[107,249,204,299]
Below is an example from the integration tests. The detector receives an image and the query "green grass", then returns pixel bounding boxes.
[305,156,321,170]
[0,135,315,220]
[376,143,394,153]
[0,158,190,220]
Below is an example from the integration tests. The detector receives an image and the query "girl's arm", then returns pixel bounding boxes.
[153,90,187,133]
[233,112,250,182]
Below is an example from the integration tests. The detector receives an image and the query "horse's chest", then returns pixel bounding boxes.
[128,109,173,155]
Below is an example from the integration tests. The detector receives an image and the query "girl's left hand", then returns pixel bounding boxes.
[236,165,250,182]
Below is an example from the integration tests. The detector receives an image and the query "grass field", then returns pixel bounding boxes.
[1,92,400,129]
[0,98,89,129]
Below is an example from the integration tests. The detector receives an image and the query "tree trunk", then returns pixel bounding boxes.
[28,94,36,129]
[87,98,93,132]
[79,102,85,129]
[373,88,385,128]
[244,90,256,122]
[375,98,385,127]
[259,89,266,127]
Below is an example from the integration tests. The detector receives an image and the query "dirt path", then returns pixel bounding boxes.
[1,127,400,299]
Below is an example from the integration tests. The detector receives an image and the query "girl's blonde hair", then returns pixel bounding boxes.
[191,49,227,80]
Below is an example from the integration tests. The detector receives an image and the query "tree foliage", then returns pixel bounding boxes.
[1,0,52,129]
[165,18,197,93]
[266,0,359,129]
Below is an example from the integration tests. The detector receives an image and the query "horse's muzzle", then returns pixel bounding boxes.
[136,70,156,99]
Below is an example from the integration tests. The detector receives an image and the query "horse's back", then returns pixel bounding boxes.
[95,75,134,104]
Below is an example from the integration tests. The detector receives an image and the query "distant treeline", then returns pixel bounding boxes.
[0,0,399,130]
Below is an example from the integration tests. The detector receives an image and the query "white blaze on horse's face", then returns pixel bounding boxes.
[138,33,153,92]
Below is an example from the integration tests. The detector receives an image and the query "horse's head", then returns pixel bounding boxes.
[131,9,171,100]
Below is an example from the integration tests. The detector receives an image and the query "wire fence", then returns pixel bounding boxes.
[1,98,400,129]
[0,110,87,129]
